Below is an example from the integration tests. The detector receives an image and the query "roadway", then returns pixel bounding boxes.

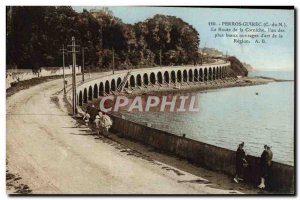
[7,70,244,194]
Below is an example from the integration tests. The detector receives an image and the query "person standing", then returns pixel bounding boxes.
[265,146,273,189]
[258,145,271,189]
[95,112,103,137]
[234,142,247,183]
[82,109,91,126]
[99,112,113,136]
[266,146,273,167]
[266,146,273,183]
[94,115,101,128]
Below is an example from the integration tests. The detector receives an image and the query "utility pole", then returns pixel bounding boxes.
[82,47,85,82]
[112,47,115,74]
[159,49,162,67]
[202,42,206,65]
[68,37,80,116]
[225,51,228,62]
[59,45,67,94]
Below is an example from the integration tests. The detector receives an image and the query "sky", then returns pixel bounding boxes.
[73,6,294,71]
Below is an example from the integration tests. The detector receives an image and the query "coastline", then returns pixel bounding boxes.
[6,76,259,194]
[75,75,294,193]
[6,74,294,194]
[86,76,284,108]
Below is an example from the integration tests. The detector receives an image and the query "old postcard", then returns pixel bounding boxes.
[6,6,295,195]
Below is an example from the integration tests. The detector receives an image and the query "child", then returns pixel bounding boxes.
[82,110,91,126]
[100,112,113,136]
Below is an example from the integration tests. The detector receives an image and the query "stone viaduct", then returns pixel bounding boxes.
[76,62,231,106]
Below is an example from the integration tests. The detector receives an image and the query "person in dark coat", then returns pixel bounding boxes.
[258,145,273,189]
[234,142,247,183]
[266,146,273,167]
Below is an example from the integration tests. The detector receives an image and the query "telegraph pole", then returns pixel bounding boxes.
[225,51,228,62]
[59,45,67,94]
[202,42,206,65]
[82,47,85,82]
[68,37,80,116]
[112,47,115,74]
[159,49,162,67]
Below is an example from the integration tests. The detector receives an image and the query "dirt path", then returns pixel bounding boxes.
[6,76,253,194]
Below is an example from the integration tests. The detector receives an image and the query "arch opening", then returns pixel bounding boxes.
[177,70,182,82]
[83,88,87,103]
[164,71,170,83]
[105,80,110,94]
[93,84,98,98]
[194,69,199,82]
[171,71,176,83]
[99,82,104,96]
[130,75,135,87]
[88,86,93,101]
[199,68,203,81]
[79,91,83,106]
[188,69,193,82]
[150,73,156,84]
[117,77,122,88]
[220,67,223,78]
[157,72,163,84]
[136,74,142,86]
[183,70,188,82]
[111,79,116,91]
[208,68,212,80]
[143,74,149,85]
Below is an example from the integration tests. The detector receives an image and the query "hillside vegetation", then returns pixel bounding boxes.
[7,7,199,70]
[227,56,248,77]
[7,6,248,76]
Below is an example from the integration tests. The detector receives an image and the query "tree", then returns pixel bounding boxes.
[7,7,201,70]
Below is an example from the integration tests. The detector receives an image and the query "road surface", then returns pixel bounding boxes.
[7,75,243,194]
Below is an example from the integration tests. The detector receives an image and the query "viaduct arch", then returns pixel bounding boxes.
[77,63,231,106]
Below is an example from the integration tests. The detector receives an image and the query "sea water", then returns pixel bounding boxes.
[119,71,294,165]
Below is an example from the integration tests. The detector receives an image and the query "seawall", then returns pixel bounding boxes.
[70,63,294,193]
[106,113,294,193]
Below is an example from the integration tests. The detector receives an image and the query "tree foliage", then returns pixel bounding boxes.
[7,7,200,70]
[227,56,248,77]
